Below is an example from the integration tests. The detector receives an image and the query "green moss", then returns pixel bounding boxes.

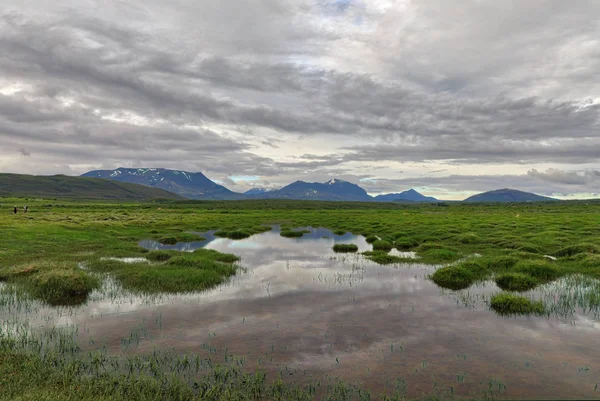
[495,273,538,292]
[490,293,546,316]
[333,244,359,253]
[333,229,347,235]
[372,240,393,252]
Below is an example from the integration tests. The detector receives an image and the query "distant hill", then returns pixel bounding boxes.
[82,168,244,200]
[463,188,557,203]
[374,189,438,203]
[0,173,182,200]
[250,179,373,201]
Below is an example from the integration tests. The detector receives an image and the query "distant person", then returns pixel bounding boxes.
[13,206,18,215]
[24,205,28,213]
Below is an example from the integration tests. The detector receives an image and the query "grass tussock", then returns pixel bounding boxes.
[0,261,99,305]
[490,293,546,316]
[513,260,560,282]
[215,230,251,240]
[554,243,600,258]
[372,240,393,252]
[495,273,538,292]
[365,235,378,244]
[333,244,359,253]
[280,230,307,238]
[430,266,475,290]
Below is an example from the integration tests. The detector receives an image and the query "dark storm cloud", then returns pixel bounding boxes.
[528,168,600,186]
[1,1,600,197]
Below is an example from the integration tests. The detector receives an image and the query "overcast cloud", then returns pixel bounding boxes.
[1,0,599,199]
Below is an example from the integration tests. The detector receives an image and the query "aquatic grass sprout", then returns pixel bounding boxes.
[490,293,546,316]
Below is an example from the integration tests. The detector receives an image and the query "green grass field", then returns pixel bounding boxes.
[2,198,600,400]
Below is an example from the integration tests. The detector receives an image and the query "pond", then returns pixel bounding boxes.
[2,226,600,399]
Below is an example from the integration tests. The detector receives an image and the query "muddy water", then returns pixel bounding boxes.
[4,227,600,399]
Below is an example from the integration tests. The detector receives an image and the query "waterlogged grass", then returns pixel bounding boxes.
[0,326,473,401]
[333,244,359,253]
[0,261,99,305]
[280,229,310,238]
[363,251,411,265]
[490,293,546,316]
[86,249,240,294]
[3,199,600,399]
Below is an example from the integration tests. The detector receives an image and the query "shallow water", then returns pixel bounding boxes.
[2,226,600,399]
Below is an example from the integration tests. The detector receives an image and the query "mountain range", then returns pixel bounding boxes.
[80,167,558,203]
[83,168,244,200]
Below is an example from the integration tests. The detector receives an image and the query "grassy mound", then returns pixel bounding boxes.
[333,229,347,236]
[146,250,173,262]
[513,260,560,281]
[454,233,481,244]
[554,243,600,258]
[158,236,178,245]
[394,237,419,250]
[495,273,538,292]
[372,240,393,252]
[215,230,251,240]
[483,256,519,270]
[365,235,378,244]
[420,248,461,263]
[333,244,359,253]
[490,293,546,316]
[280,230,307,238]
[0,261,99,306]
[430,266,475,290]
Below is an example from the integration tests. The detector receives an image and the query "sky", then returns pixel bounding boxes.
[1,0,599,200]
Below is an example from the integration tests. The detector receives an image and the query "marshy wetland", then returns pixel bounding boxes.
[1,199,600,400]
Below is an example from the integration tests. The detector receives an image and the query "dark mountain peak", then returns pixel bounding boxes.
[82,167,243,200]
[374,188,438,203]
[464,188,557,203]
